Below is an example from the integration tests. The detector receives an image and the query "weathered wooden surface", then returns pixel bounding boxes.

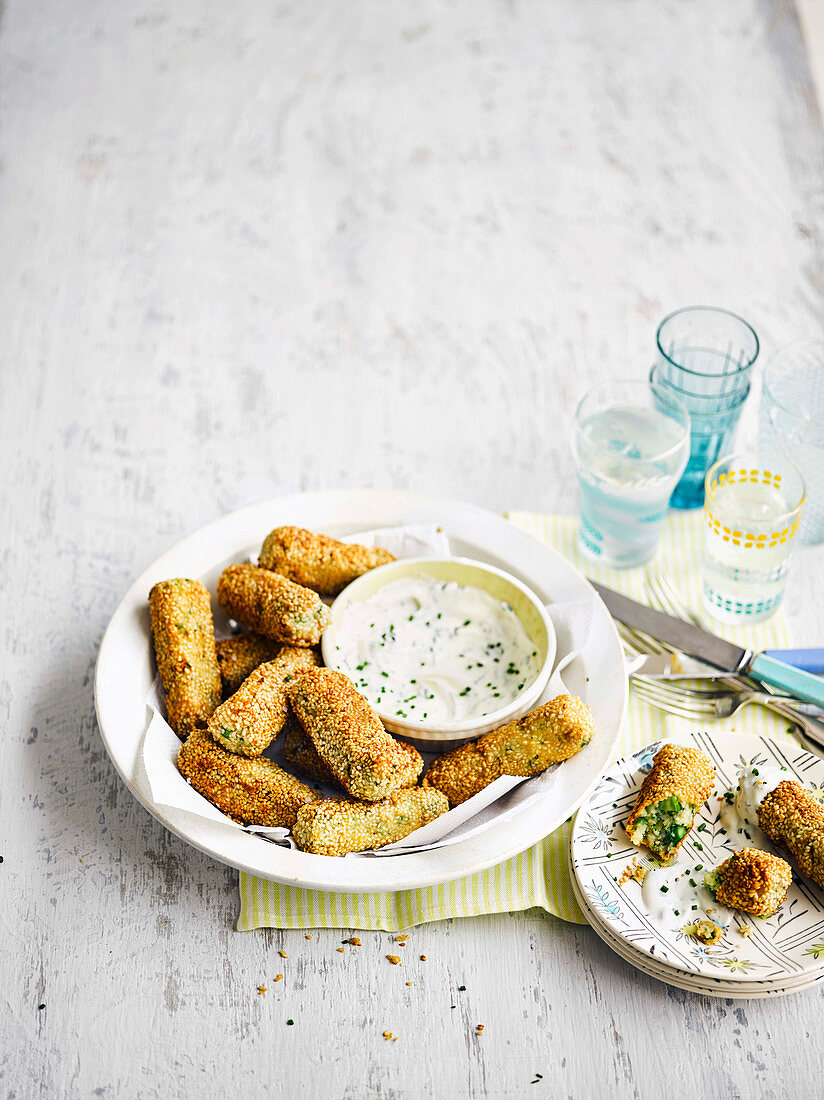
[2,0,824,1096]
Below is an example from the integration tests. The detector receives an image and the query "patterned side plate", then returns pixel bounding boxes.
[570,869,824,999]
[571,731,824,984]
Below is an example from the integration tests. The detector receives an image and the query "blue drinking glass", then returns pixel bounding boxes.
[650,365,750,510]
[655,307,759,509]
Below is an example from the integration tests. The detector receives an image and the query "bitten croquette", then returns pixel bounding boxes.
[704,848,792,918]
[626,744,715,863]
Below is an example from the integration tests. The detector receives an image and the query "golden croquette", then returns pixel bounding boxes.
[177,728,317,827]
[217,564,331,646]
[215,633,283,697]
[149,578,222,737]
[283,715,423,789]
[207,646,321,757]
[422,695,594,807]
[292,788,449,856]
[626,744,715,863]
[288,667,414,802]
[759,780,824,889]
[705,848,792,917]
[259,526,394,597]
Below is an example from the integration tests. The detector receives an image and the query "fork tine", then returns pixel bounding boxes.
[647,572,703,627]
[630,690,712,722]
[632,677,730,700]
[617,622,670,657]
[644,573,680,620]
[630,680,718,716]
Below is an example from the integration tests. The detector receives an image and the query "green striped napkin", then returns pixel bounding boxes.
[237,511,793,932]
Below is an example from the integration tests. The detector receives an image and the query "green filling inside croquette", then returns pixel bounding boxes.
[630,795,694,855]
[703,868,720,895]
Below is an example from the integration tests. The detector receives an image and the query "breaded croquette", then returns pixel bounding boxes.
[292,788,449,856]
[217,563,331,646]
[282,714,423,788]
[626,744,715,863]
[149,578,222,737]
[259,526,395,597]
[177,728,318,827]
[758,780,824,889]
[282,714,334,784]
[215,633,283,697]
[704,849,792,918]
[422,695,594,807]
[288,667,414,801]
[208,646,321,756]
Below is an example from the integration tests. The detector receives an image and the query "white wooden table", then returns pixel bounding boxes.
[3,1,824,1096]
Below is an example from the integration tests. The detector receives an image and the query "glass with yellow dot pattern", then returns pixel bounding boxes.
[702,452,805,623]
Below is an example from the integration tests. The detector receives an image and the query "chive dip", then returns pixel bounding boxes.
[333,576,541,724]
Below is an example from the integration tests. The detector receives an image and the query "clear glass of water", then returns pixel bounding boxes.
[574,379,691,568]
[702,452,805,624]
[759,339,824,545]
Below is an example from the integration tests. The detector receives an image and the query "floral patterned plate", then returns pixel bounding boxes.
[570,868,823,999]
[571,731,824,984]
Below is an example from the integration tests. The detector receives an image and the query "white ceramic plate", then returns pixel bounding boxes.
[570,870,823,1000]
[95,489,627,893]
[571,731,824,984]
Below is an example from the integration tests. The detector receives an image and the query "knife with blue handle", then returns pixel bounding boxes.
[590,580,824,708]
[763,649,824,676]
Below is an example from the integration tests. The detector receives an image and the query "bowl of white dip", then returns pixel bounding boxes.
[321,558,556,747]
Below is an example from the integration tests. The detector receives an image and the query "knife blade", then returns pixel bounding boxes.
[591,580,824,709]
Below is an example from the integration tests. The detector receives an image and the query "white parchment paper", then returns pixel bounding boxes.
[137,524,597,857]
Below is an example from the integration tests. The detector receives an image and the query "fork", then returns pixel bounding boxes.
[632,675,799,721]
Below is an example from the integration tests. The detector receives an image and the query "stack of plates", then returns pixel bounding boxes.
[570,731,824,999]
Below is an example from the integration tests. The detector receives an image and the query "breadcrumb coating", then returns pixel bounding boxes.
[217,563,331,646]
[282,715,423,788]
[207,646,321,756]
[149,578,222,737]
[288,667,414,801]
[215,633,283,697]
[421,695,594,807]
[292,788,449,856]
[625,743,715,862]
[710,848,792,917]
[758,780,824,889]
[259,526,395,597]
[177,729,317,827]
